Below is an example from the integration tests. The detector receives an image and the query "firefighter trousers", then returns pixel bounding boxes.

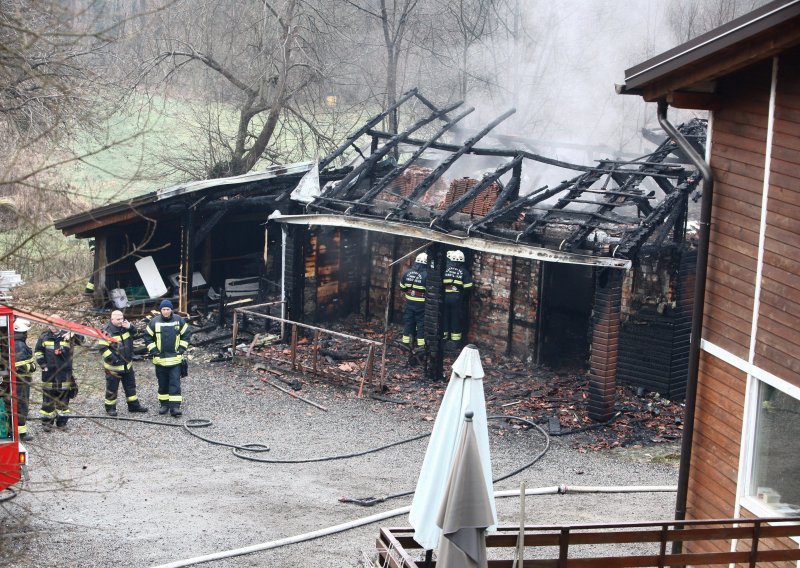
[105,369,140,410]
[443,294,465,342]
[402,301,426,346]
[41,379,71,427]
[16,374,32,434]
[155,364,182,410]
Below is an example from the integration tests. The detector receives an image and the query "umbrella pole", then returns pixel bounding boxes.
[424,549,433,568]
[512,481,526,568]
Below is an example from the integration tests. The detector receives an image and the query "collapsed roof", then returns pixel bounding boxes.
[281,89,706,269]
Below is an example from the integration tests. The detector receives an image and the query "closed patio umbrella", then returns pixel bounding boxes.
[436,411,494,568]
[408,344,497,551]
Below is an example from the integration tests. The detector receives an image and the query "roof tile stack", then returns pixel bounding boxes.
[442,177,501,217]
[384,166,447,207]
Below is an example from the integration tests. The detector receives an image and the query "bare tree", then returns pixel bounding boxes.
[667,0,770,42]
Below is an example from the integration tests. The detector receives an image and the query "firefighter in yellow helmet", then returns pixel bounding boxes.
[13,318,36,440]
[399,252,428,348]
[146,300,191,417]
[442,249,473,344]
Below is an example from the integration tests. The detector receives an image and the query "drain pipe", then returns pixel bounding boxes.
[657,99,713,555]
[151,485,677,568]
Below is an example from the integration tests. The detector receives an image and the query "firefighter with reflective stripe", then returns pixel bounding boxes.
[399,252,429,348]
[442,249,473,343]
[146,300,191,417]
[13,318,36,441]
[100,310,148,416]
[35,324,82,431]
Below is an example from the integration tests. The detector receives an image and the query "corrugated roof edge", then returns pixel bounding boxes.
[55,161,313,231]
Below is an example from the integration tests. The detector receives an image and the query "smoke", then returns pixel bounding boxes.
[455,0,704,188]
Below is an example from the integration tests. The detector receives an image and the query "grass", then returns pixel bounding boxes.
[62,93,382,206]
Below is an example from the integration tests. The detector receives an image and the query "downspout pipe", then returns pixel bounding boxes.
[657,100,713,555]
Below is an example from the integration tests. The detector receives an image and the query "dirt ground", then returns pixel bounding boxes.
[0,302,683,567]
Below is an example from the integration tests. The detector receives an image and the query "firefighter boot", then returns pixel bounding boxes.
[170,407,183,418]
[127,401,148,413]
[159,405,169,415]
[106,405,118,417]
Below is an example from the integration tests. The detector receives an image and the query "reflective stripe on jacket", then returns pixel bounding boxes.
[146,315,191,367]
[443,263,474,295]
[14,332,36,377]
[99,322,138,372]
[400,264,428,302]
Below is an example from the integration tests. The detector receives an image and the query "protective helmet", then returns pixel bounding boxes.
[415,252,428,265]
[446,249,465,262]
[13,318,31,333]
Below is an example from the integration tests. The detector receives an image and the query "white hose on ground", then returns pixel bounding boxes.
[151,484,677,568]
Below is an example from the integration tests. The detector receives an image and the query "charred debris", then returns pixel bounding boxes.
[56,89,706,423]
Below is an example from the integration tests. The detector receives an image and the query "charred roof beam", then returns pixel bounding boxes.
[347,107,475,214]
[430,154,523,230]
[318,88,419,172]
[614,176,700,258]
[390,108,516,220]
[366,131,592,172]
[331,100,464,200]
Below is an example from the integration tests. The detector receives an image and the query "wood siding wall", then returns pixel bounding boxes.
[755,50,800,389]
[689,49,800,558]
[704,61,771,360]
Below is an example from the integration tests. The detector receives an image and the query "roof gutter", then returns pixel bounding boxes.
[270,213,631,269]
[657,99,713,555]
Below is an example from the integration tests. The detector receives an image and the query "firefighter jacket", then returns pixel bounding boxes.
[400,263,428,302]
[13,332,36,379]
[35,330,79,383]
[146,314,191,367]
[443,262,474,297]
[99,322,139,373]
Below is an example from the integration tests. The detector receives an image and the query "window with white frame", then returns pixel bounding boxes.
[746,380,800,516]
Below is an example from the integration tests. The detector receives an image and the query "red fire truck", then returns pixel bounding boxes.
[0,305,115,492]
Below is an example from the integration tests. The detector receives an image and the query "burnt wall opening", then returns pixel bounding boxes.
[537,262,593,370]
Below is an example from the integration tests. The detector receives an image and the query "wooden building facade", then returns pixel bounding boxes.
[619,0,800,561]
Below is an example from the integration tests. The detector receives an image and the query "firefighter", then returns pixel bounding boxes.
[99,310,148,416]
[146,300,191,417]
[442,249,473,345]
[35,324,81,432]
[13,318,36,441]
[399,252,428,349]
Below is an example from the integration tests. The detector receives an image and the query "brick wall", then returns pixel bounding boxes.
[467,251,539,356]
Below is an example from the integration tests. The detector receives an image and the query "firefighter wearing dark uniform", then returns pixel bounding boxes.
[442,249,473,343]
[399,252,428,347]
[146,300,191,417]
[13,318,36,441]
[35,325,81,431]
[99,310,148,416]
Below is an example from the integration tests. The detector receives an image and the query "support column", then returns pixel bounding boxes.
[424,244,446,382]
[588,268,623,421]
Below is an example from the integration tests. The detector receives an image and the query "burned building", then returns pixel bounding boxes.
[56,88,705,420]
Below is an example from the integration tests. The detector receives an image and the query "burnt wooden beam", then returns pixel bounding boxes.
[193,207,228,248]
[486,171,521,217]
[515,170,608,241]
[413,91,453,122]
[467,182,565,234]
[391,108,516,220]
[614,178,699,258]
[348,107,475,213]
[431,154,523,228]
[332,100,464,200]
[318,88,418,172]
[367,129,593,172]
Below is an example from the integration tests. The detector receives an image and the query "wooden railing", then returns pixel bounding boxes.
[377,517,800,567]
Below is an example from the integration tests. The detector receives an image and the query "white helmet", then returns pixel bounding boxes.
[415,252,428,264]
[446,249,465,262]
[13,318,31,333]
